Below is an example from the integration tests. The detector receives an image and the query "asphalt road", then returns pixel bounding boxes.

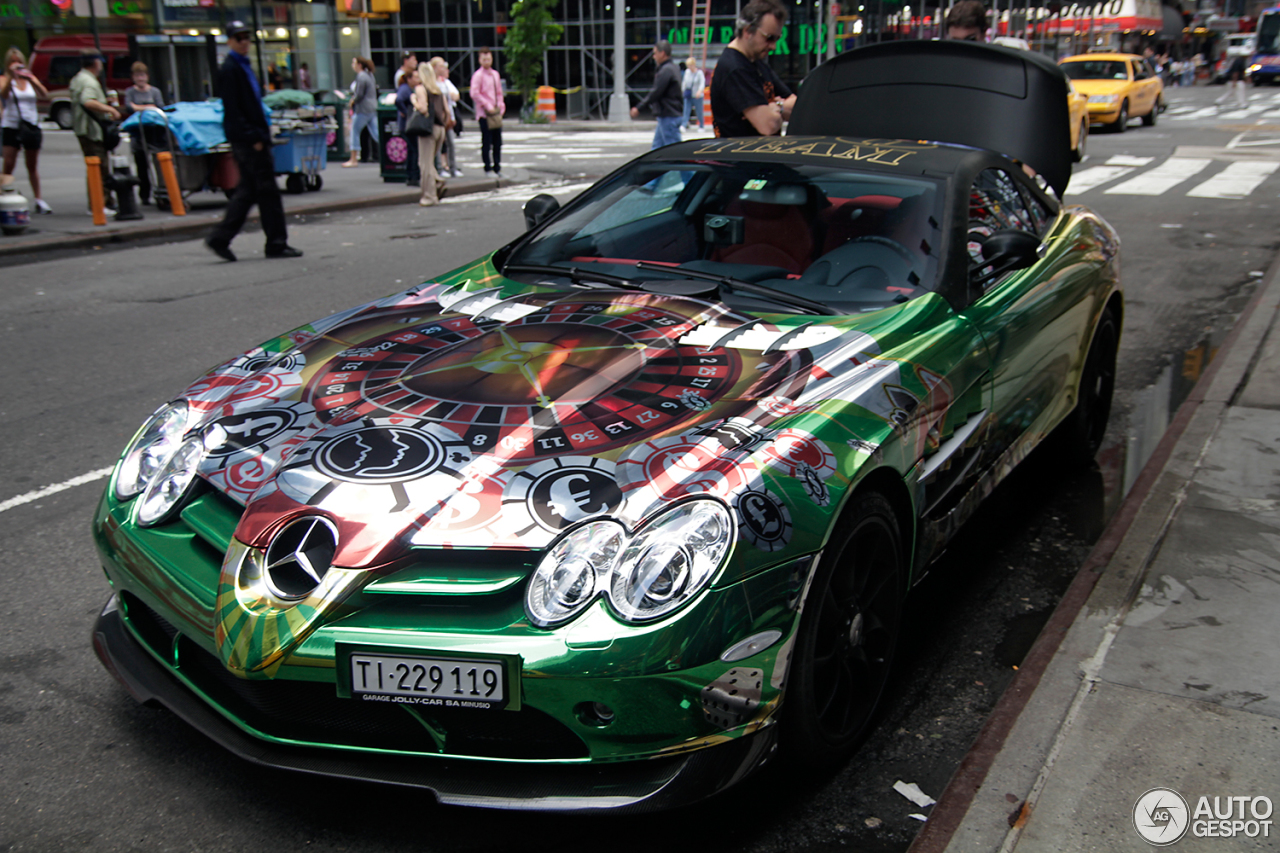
[2,82,1278,853]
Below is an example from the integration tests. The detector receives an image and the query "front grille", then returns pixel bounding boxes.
[176,638,588,760]
[121,591,179,658]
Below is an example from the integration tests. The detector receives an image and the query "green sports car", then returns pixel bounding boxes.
[91,41,1120,811]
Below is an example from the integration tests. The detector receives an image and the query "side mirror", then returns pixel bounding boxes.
[973,229,1041,285]
[523,193,560,231]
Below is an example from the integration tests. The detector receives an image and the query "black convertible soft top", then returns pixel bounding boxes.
[787,41,1073,197]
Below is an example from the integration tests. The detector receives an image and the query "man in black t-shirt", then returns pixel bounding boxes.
[709,0,795,137]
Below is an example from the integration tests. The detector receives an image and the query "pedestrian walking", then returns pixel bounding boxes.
[431,57,463,177]
[1,47,51,214]
[471,48,504,175]
[709,0,794,138]
[343,57,378,168]
[205,21,302,262]
[395,68,420,187]
[945,0,988,40]
[630,40,683,149]
[123,61,164,205]
[1218,54,1249,108]
[412,68,448,206]
[70,48,122,215]
[682,57,705,129]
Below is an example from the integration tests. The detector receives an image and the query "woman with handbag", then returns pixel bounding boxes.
[411,67,449,206]
[395,68,421,187]
[470,47,504,176]
[1,47,52,214]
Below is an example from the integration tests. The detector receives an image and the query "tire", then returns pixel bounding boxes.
[285,174,305,194]
[52,104,72,131]
[1061,306,1118,464]
[783,491,904,768]
[306,174,323,192]
[1142,100,1158,126]
[155,196,170,212]
[1113,101,1128,133]
[1073,121,1088,163]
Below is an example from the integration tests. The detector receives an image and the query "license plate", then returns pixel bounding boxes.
[349,653,506,709]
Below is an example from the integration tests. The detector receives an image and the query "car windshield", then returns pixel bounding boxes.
[1061,60,1130,80]
[506,158,943,315]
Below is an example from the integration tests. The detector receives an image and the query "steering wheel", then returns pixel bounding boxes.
[845,235,916,263]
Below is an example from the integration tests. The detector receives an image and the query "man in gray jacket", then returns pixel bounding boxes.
[630,40,683,149]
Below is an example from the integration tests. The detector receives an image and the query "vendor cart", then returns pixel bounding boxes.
[121,103,240,212]
[271,105,337,193]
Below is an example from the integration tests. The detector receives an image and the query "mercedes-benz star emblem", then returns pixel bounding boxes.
[263,516,338,601]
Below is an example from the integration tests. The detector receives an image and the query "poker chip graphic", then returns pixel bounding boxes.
[618,433,763,523]
[410,462,509,548]
[199,402,320,504]
[500,457,622,542]
[275,419,473,516]
[758,429,837,480]
[183,348,307,418]
[735,488,793,552]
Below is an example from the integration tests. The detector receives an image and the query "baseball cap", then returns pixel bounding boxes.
[226,20,253,38]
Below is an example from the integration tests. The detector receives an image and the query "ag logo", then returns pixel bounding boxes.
[1133,787,1190,846]
[313,425,444,483]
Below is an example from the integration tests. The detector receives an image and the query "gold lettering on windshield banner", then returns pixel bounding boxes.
[690,137,936,166]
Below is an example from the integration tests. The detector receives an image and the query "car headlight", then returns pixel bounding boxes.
[525,499,735,628]
[526,520,626,627]
[1087,95,1119,104]
[1250,64,1262,73]
[114,401,189,500]
[136,435,205,527]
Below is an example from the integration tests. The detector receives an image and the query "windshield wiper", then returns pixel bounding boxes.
[502,262,643,290]
[634,261,829,315]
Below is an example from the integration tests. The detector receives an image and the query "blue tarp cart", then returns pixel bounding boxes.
[121,101,248,211]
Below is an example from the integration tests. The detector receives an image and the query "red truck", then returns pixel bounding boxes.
[28,35,133,128]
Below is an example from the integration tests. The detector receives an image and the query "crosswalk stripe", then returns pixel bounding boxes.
[1106,155,1155,167]
[1065,165,1136,195]
[1104,157,1212,195]
[1187,161,1280,198]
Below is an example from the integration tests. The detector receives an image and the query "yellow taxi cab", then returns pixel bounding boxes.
[1059,52,1164,133]
[1067,79,1088,161]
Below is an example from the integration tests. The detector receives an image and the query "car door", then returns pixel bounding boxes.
[1131,60,1155,114]
[958,167,1098,471]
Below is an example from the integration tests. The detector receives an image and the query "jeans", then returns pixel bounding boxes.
[350,111,378,154]
[405,130,420,183]
[208,143,287,250]
[682,93,704,128]
[653,115,683,150]
[480,117,502,172]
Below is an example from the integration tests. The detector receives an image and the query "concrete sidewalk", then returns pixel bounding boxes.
[0,118,666,259]
[912,244,1280,849]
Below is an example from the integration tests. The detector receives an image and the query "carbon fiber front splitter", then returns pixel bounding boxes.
[91,599,777,813]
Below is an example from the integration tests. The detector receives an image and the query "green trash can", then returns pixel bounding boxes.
[319,93,348,162]
[378,104,409,183]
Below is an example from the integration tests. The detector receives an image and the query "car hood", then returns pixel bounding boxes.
[176,272,949,569]
[1068,79,1132,96]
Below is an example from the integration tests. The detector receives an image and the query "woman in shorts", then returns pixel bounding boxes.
[1,47,51,214]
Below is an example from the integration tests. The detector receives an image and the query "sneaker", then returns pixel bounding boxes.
[452,169,464,178]
[86,206,118,218]
[34,199,52,214]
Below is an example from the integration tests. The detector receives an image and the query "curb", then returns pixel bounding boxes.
[907,248,1280,852]
[0,176,516,260]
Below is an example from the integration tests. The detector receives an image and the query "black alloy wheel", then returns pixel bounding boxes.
[784,491,904,768]
[1061,306,1118,464]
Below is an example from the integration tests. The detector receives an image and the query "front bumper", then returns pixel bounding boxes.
[93,598,777,812]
